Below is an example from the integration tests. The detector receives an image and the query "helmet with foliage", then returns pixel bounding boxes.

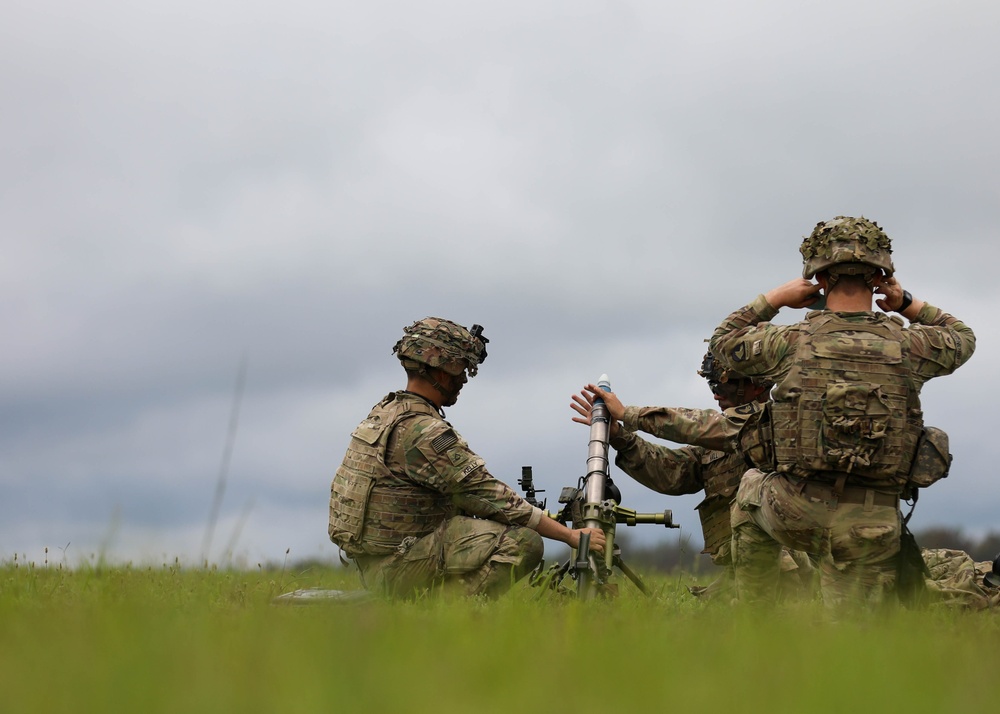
[698,350,773,395]
[393,317,489,377]
[800,216,894,280]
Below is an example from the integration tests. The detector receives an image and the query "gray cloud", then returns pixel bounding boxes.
[1,0,996,564]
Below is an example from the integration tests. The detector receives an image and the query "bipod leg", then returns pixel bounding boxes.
[529,557,573,591]
[549,559,573,591]
[613,552,650,596]
[576,531,593,599]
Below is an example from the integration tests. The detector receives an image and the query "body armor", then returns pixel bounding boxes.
[769,312,922,486]
[701,450,746,501]
[329,394,451,556]
[696,450,749,560]
[736,401,776,472]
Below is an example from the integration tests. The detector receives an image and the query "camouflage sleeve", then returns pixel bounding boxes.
[709,294,795,380]
[449,467,543,528]
[611,429,705,496]
[622,405,736,451]
[397,416,541,528]
[904,302,976,382]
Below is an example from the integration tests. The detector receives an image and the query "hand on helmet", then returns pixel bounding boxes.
[874,274,904,312]
[764,279,824,310]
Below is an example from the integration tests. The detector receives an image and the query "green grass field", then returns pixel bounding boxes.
[1,556,997,714]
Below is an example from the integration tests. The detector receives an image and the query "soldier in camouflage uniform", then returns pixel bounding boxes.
[571,355,816,601]
[710,216,975,607]
[329,317,605,599]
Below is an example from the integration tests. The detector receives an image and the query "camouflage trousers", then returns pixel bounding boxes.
[357,516,543,599]
[731,469,900,608]
[692,511,818,602]
[690,549,818,602]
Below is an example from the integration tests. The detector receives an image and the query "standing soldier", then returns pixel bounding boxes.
[329,317,605,599]
[710,216,975,607]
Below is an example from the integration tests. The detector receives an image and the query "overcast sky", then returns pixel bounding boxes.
[2,1,997,567]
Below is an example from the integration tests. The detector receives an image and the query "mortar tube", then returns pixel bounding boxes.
[582,375,614,579]
[583,375,612,513]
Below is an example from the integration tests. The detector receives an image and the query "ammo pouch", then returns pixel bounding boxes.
[329,422,383,552]
[819,381,891,474]
[695,495,733,562]
[737,402,776,472]
[907,426,952,489]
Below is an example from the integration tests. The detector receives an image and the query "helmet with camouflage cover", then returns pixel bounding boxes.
[393,317,489,377]
[800,216,894,280]
[698,350,773,395]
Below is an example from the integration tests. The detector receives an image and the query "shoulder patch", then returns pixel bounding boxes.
[431,430,459,453]
[731,343,747,362]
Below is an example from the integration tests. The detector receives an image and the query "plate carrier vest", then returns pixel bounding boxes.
[696,450,749,560]
[769,312,923,486]
[329,393,450,557]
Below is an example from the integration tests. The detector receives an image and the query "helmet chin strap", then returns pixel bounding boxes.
[420,367,462,405]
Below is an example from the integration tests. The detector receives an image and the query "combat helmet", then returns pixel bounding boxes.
[393,317,489,377]
[698,350,773,396]
[800,216,894,280]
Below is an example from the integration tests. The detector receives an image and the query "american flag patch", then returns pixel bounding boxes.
[432,430,459,453]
